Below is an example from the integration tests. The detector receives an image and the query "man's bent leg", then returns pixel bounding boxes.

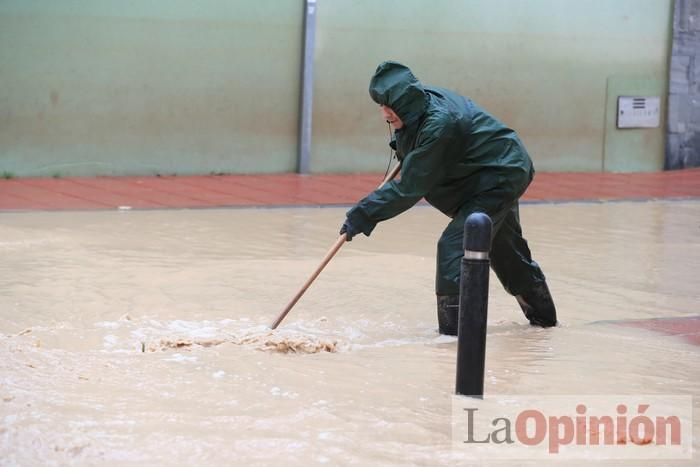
[436,294,460,336]
[515,282,557,327]
[434,197,514,335]
[435,215,464,335]
[489,204,557,327]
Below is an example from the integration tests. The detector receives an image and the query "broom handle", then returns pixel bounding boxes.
[270,163,401,329]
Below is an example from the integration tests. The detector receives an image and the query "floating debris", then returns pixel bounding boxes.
[144,329,339,354]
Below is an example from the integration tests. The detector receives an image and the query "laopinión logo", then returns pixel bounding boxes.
[451,395,693,460]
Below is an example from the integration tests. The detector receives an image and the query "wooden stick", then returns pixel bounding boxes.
[270,163,401,329]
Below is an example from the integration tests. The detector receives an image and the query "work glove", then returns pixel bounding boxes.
[339,218,361,241]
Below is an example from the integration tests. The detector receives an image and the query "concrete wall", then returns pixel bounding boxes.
[666,0,700,169]
[0,0,302,177]
[311,0,673,173]
[0,1,675,176]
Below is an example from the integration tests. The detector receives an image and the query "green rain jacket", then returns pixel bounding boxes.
[347,61,535,236]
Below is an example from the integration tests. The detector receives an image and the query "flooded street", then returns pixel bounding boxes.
[1,201,699,465]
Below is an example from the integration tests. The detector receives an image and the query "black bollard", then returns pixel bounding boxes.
[455,212,493,398]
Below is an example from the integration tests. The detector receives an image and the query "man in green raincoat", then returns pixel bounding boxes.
[340,61,557,335]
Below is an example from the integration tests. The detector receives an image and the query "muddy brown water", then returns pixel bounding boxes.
[1,201,698,465]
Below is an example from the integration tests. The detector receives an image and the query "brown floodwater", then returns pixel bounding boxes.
[1,201,698,465]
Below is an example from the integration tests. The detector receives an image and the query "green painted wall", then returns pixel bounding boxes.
[0,0,674,176]
[311,0,673,173]
[0,0,302,177]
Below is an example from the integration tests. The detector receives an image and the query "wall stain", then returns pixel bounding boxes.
[50,90,59,108]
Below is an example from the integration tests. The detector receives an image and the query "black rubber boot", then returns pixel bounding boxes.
[516,281,558,327]
[436,295,460,336]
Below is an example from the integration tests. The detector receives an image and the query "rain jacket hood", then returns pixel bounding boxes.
[369,61,428,127]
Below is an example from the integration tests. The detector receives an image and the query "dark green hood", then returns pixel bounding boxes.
[369,61,428,127]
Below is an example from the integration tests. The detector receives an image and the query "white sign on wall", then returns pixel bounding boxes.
[617,96,661,128]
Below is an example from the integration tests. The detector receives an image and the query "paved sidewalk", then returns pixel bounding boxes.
[613,316,700,346]
[1,169,699,211]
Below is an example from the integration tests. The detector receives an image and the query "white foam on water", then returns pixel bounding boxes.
[164,353,198,363]
[102,335,119,348]
[15,315,458,355]
[432,335,457,344]
[269,386,299,399]
[166,320,220,338]
[0,237,61,251]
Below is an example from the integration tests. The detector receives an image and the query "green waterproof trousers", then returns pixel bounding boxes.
[435,194,546,297]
